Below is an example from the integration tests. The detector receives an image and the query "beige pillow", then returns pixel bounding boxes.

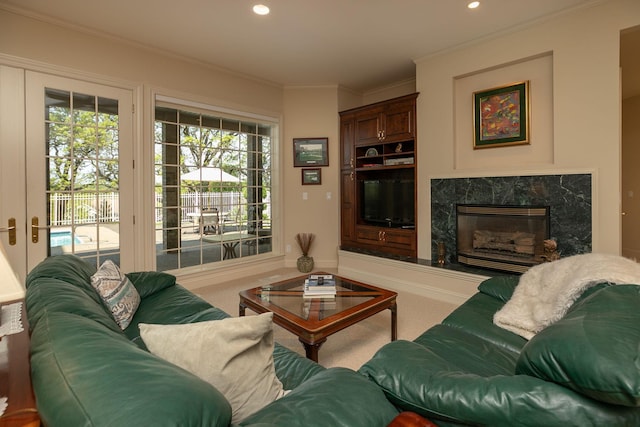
[139,313,286,423]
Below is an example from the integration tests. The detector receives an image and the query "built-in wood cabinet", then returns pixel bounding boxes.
[340,93,418,258]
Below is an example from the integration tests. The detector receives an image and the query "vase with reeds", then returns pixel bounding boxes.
[295,233,315,273]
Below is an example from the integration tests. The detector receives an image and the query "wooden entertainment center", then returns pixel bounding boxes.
[340,93,418,258]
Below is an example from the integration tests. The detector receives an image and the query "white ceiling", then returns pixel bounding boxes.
[1,0,629,93]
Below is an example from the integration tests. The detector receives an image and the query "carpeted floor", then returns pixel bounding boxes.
[193,267,458,370]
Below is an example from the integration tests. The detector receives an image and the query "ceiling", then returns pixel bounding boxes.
[1,0,630,94]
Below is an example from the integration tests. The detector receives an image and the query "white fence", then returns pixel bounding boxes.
[49,192,245,225]
[159,192,246,223]
[50,192,119,226]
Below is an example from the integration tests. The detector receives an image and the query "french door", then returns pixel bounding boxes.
[0,66,135,280]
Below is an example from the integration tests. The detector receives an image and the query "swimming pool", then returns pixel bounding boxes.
[50,231,84,247]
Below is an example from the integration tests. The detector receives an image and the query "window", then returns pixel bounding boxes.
[154,100,275,271]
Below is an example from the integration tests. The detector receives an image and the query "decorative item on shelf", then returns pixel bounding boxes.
[365,148,378,157]
[395,143,403,153]
[541,239,560,262]
[295,232,315,273]
[384,157,414,166]
[437,241,446,266]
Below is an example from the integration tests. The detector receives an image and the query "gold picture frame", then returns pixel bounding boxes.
[473,81,530,149]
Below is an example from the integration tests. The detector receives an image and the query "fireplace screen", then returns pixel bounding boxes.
[456,204,550,273]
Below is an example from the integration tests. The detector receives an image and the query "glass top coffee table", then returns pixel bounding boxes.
[239,273,397,362]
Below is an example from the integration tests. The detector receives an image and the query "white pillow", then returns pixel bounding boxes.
[139,313,286,423]
[90,259,140,329]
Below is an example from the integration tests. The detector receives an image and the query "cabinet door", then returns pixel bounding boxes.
[382,228,416,251]
[355,107,383,145]
[355,226,383,245]
[381,99,415,142]
[340,114,355,169]
[340,170,356,243]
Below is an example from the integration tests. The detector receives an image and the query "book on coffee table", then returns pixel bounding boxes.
[305,275,336,288]
[304,275,336,297]
[302,293,336,299]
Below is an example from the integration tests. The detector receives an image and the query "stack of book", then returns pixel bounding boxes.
[303,274,336,298]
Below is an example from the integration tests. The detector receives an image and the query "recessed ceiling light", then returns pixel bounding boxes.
[468,1,480,9]
[253,4,270,15]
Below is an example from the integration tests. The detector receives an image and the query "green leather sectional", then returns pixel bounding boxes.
[359,276,640,426]
[25,255,400,427]
[26,255,640,426]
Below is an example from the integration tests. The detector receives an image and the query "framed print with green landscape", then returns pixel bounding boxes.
[301,168,321,185]
[473,81,530,149]
[293,137,329,167]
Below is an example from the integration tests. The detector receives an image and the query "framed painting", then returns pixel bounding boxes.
[301,168,321,185]
[293,138,329,167]
[473,81,530,149]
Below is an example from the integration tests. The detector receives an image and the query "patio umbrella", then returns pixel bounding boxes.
[180,167,240,183]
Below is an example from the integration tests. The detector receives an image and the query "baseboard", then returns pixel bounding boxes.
[175,254,286,290]
[337,250,489,305]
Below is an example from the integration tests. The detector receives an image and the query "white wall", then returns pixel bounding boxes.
[417,0,640,260]
[453,53,554,169]
[282,87,341,269]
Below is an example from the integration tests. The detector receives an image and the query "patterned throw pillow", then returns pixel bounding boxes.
[91,260,140,329]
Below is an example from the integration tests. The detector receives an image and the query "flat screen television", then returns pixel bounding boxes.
[361,178,415,228]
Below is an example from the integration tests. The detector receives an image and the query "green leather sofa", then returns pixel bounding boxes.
[359,276,640,426]
[25,255,400,427]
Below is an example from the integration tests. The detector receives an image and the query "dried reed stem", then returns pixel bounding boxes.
[295,233,315,256]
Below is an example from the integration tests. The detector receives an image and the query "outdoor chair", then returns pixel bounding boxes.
[201,207,220,234]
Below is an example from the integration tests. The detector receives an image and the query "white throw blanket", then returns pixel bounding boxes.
[493,253,640,339]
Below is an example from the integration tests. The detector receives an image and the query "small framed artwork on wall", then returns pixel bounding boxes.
[293,137,329,167]
[473,81,530,149]
[301,168,321,185]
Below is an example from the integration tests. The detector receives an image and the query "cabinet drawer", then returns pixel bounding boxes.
[383,230,415,248]
[356,227,416,250]
[356,227,385,243]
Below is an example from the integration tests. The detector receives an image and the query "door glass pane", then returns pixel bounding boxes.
[45,88,121,267]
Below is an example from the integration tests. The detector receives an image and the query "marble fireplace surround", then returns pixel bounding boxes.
[430,173,592,268]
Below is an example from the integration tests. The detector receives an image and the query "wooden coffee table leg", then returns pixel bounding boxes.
[239,302,246,316]
[300,338,326,363]
[390,300,397,341]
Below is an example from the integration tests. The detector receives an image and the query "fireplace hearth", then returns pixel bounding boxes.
[456,204,550,273]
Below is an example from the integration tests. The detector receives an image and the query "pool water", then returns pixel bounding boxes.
[50,231,84,247]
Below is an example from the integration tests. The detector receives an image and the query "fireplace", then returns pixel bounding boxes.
[456,204,550,273]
